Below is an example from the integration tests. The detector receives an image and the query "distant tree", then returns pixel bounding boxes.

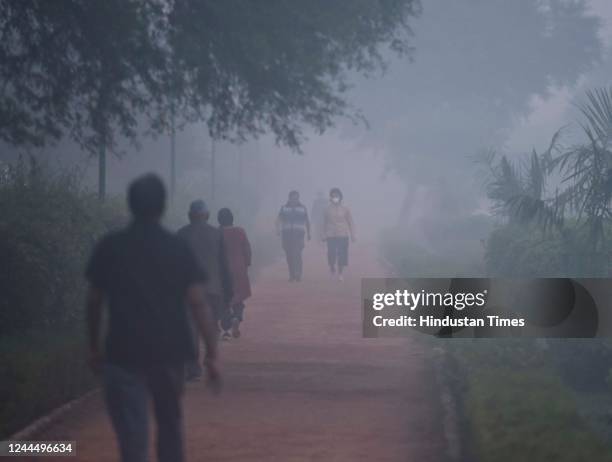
[480,87,612,274]
[354,0,602,186]
[0,0,421,198]
[0,0,168,198]
[478,130,564,231]
[552,88,612,250]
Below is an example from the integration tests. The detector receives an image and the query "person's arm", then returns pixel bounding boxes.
[187,283,221,391]
[346,207,355,242]
[86,285,105,372]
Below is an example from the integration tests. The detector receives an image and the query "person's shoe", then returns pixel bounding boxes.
[231,318,241,338]
[338,273,344,282]
[221,331,232,341]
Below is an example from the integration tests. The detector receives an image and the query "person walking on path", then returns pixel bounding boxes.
[178,200,233,352]
[276,190,311,282]
[323,187,355,281]
[311,191,328,242]
[85,174,221,462]
[217,207,252,338]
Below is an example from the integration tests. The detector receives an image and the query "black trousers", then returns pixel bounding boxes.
[327,236,349,270]
[282,229,305,280]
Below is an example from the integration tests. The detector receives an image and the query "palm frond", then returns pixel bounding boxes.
[525,149,544,199]
[578,88,612,148]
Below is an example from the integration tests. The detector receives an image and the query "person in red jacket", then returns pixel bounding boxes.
[217,208,252,339]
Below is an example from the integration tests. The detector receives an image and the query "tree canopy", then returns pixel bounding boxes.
[0,0,421,155]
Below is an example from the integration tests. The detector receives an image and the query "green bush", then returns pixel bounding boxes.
[0,157,126,437]
[485,223,612,391]
[485,224,566,277]
[466,367,612,462]
[485,222,612,278]
[447,341,612,461]
[0,157,127,336]
[548,339,612,391]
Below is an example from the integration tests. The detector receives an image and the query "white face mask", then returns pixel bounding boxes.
[331,197,340,204]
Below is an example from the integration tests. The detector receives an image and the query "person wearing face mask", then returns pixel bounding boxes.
[323,188,355,281]
[276,190,311,282]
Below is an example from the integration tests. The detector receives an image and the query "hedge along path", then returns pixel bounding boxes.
[20,244,446,462]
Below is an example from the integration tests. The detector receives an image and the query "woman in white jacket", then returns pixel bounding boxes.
[323,187,355,281]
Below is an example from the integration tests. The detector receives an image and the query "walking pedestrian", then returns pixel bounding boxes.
[323,187,355,281]
[217,208,252,338]
[85,174,221,462]
[178,200,233,349]
[276,190,311,282]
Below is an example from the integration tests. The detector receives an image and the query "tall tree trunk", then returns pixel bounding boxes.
[98,141,106,201]
[170,109,176,204]
[211,138,216,206]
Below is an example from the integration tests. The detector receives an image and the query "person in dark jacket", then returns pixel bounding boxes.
[178,200,233,359]
[85,174,220,462]
[276,190,311,282]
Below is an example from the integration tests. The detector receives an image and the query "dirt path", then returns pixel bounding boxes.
[23,244,445,461]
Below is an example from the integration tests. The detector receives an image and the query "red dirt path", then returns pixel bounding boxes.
[21,244,445,461]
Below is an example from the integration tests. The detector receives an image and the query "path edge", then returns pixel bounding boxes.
[8,389,101,441]
[431,346,464,462]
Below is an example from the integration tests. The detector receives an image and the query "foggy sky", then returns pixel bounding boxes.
[3,0,611,244]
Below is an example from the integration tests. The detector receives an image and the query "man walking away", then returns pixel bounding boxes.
[178,200,233,347]
[217,207,252,338]
[323,187,355,282]
[85,174,221,462]
[276,190,311,282]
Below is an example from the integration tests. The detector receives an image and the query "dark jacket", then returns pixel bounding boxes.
[177,221,232,301]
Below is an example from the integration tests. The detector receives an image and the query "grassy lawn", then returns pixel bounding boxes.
[443,341,612,462]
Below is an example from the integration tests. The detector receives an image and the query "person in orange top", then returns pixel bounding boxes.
[323,187,355,281]
[217,208,252,339]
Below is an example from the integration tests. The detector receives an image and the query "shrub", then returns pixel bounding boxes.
[380,214,491,277]
[485,222,612,278]
[0,157,126,437]
[0,157,127,336]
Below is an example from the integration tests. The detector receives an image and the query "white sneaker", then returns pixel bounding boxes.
[338,274,344,282]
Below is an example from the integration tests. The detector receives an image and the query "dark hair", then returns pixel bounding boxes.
[289,190,299,198]
[128,174,166,221]
[217,207,234,227]
[329,187,343,200]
